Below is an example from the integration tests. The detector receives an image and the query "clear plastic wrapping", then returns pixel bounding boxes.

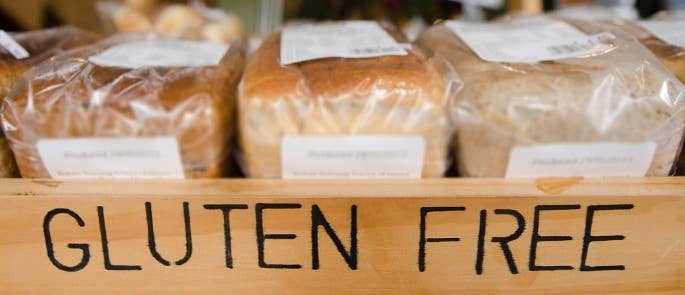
[238,22,459,178]
[0,27,99,178]
[603,19,685,83]
[1,34,245,179]
[602,16,685,175]
[417,16,685,177]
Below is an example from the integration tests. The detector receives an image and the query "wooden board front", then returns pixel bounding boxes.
[0,178,683,294]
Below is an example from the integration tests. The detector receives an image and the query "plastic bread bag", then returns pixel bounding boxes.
[238,21,460,179]
[645,12,685,174]
[98,0,243,44]
[600,15,685,175]
[416,16,685,178]
[601,18,684,83]
[0,27,100,178]
[1,34,245,179]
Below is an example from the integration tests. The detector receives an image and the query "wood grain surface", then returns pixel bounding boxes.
[0,178,683,294]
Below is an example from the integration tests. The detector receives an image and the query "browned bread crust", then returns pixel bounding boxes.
[241,34,446,104]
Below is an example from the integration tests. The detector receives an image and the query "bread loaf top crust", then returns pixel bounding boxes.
[240,23,449,106]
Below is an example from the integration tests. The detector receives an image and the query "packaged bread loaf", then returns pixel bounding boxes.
[602,16,685,175]
[1,35,245,179]
[0,27,99,178]
[239,21,458,178]
[416,16,685,178]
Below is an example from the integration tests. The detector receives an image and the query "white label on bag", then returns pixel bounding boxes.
[280,21,408,65]
[452,0,504,9]
[281,136,425,179]
[37,137,185,179]
[637,20,685,48]
[505,142,657,178]
[0,30,29,59]
[89,40,229,69]
[445,18,616,63]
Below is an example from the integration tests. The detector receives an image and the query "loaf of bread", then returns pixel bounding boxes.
[2,35,245,178]
[417,17,685,177]
[602,18,685,175]
[238,23,455,178]
[0,27,99,178]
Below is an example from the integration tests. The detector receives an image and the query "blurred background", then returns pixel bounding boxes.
[0,0,683,35]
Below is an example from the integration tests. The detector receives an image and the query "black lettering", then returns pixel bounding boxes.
[311,205,357,270]
[529,204,581,271]
[43,209,90,272]
[204,204,249,268]
[477,209,526,275]
[98,206,141,270]
[475,210,487,275]
[256,203,302,269]
[491,209,525,274]
[146,202,193,266]
[418,206,466,272]
[580,204,633,271]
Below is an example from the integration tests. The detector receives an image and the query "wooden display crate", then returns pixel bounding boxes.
[0,177,683,294]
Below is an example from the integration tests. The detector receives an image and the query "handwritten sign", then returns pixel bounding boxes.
[0,178,683,294]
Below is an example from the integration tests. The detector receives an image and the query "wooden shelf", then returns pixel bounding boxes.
[0,177,683,294]
[1,176,684,197]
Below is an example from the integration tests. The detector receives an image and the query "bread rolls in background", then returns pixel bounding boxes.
[102,0,243,43]
[0,27,100,178]
[1,35,245,179]
[154,5,206,38]
[417,16,685,177]
[113,6,153,33]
